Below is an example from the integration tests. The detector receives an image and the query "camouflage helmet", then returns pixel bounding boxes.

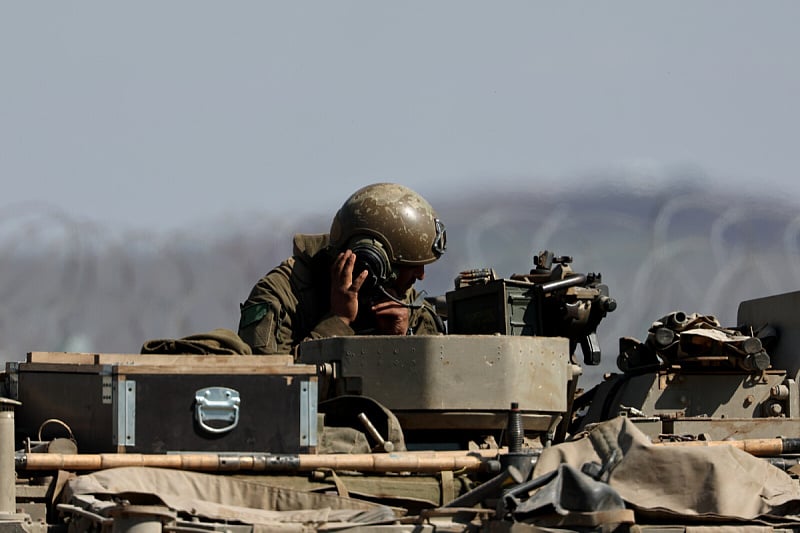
[329,183,446,266]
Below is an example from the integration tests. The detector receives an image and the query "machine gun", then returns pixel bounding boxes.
[297,251,616,449]
[446,250,617,365]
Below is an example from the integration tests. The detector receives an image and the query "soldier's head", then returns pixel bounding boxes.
[329,183,446,294]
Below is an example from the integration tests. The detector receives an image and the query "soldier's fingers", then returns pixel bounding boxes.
[332,252,353,285]
[332,252,347,273]
[371,300,402,312]
[350,268,368,292]
[343,250,356,270]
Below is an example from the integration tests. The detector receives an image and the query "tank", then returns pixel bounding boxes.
[3,251,800,531]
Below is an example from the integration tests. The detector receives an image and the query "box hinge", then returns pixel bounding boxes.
[113,380,136,447]
[300,379,318,448]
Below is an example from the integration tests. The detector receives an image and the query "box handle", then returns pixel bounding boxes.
[194,387,241,434]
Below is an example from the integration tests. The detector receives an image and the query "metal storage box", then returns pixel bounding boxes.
[5,353,318,454]
[298,335,573,433]
[446,279,542,336]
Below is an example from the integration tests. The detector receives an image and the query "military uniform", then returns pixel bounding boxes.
[238,233,444,355]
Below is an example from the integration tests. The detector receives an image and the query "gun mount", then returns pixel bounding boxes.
[446,250,616,365]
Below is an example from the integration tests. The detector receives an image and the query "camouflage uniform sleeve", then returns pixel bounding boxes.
[238,297,291,355]
[239,257,357,355]
[306,314,356,340]
[239,302,355,354]
[237,260,299,355]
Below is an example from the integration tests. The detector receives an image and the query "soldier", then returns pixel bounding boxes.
[238,183,447,355]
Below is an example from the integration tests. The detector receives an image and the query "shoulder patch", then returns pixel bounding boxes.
[239,302,270,329]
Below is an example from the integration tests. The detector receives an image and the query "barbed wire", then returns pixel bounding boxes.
[1,186,798,386]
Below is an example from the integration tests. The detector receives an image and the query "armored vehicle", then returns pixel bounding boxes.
[576,290,800,442]
[2,251,800,531]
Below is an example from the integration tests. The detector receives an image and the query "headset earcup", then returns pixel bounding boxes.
[349,237,394,290]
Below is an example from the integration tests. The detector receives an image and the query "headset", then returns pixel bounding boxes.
[348,236,396,295]
[346,236,432,310]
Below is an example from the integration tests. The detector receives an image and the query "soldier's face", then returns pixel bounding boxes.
[393,265,425,294]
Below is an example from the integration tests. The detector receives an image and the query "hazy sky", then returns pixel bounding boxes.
[2,2,799,231]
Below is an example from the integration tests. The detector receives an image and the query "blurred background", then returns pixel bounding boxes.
[2,2,799,386]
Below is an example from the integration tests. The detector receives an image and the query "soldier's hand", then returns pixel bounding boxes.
[372,294,410,336]
[330,250,367,326]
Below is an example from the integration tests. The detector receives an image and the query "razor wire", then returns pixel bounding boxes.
[1,188,799,387]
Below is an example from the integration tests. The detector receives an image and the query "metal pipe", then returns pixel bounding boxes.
[444,466,523,508]
[0,398,21,516]
[18,448,503,474]
[357,412,394,452]
[537,274,587,295]
[655,437,800,456]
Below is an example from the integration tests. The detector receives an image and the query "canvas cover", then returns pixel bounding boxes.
[57,417,800,531]
[532,417,800,526]
[63,466,401,532]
